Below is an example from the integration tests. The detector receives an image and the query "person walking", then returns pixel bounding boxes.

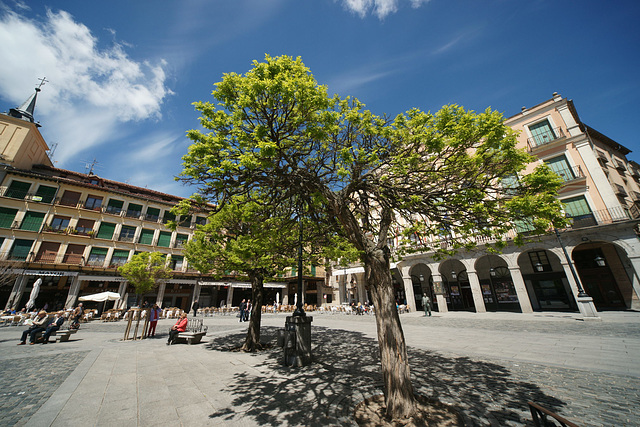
[239,299,247,322]
[167,313,188,345]
[191,299,199,317]
[148,304,162,337]
[70,303,83,330]
[422,293,432,317]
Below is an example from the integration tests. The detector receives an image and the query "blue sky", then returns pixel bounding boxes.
[0,0,638,198]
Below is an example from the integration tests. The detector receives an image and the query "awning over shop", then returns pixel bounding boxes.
[199,281,286,288]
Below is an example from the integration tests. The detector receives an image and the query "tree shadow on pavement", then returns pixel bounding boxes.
[206,326,565,426]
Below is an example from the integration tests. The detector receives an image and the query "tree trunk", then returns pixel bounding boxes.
[364,249,416,419]
[242,272,264,352]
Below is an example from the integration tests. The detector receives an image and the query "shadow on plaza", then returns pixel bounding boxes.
[205,326,564,426]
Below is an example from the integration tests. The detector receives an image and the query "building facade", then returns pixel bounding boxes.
[328,93,640,314]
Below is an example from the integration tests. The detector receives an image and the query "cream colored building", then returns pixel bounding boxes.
[328,93,640,314]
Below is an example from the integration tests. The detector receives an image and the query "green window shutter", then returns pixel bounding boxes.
[311,265,316,276]
[175,233,188,247]
[90,247,109,256]
[34,185,57,203]
[112,249,130,258]
[0,207,18,228]
[514,219,535,233]
[145,207,160,221]
[291,266,297,276]
[127,203,142,212]
[5,180,31,199]
[545,155,574,182]
[10,239,33,260]
[157,231,172,247]
[529,120,556,146]
[96,222,116,239]
[105,199,123,214]
[20,211,45,231]
[138,229,155,245]
[562,196,592,217]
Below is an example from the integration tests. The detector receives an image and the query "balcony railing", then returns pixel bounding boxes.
[144,213,160,222]
[568,205,630,229]
[553,165,586,184]
[103,206,123,215]
[124,210,142,219]
[56,197,81,208]
[527,127,566,151]
[33,253,58,263]
[614,183,628,197]
[118,235,135,243]
[85,258,106,267]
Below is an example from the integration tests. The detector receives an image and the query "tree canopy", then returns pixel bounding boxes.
[118,252,172,299]
[179,54,565,419]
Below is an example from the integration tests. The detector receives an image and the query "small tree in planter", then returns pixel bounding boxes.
[119,252,172,306]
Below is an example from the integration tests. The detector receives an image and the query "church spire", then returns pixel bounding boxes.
[7,77,48,126]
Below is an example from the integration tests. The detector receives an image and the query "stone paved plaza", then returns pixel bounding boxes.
[0,310,638,426]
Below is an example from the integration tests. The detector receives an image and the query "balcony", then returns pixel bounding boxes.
[33,252,58,263]
[554,165,586,184]
[85,258,106,267]
[124,210,142,219]
[615,160,627,174]
[144,213,160,222]
[56,197,80,208]
[103,206,123,216]
[118,235,135,243]
[527,127,566,151]
[568,206,630,229]
[614,183,628,197]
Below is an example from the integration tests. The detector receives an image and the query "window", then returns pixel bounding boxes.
[110,249,130,267]
[119,225,137,242]
[145,207,160,221]
[138,229,155,245]
[87,247,108,266]
[63,244,85,264]
[162,210,176,224]
[170,255,184,270]
[562,195,596,228]
[0,207,18,228]
[84,195,103,211]
[178,215,191,227]
[545,155,575,182]
[34,185,57,203]
[125,203,143,219]
[20,211,45,231]
[529,119,557,146]
[35,242,60,263]
[105,199,124,215]
[195,216,207,226]
[174,234,188,248]
[49,215,71,232]
[528,251,551,272]
[157,231,172,248]
[96,222,116,239]
[9,239,34,261]
[5,180,31,199]
[75,218,95,236]
[501,174,519,196]
[59,190,81,207]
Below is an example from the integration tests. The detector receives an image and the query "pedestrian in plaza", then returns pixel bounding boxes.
[70,303,83,330]
[167,312,188,345]
[238,299,247,322]
[191,299,199,316]
[18,310,49,345]
[41,311,66,344]
[422,293,431,317]
[148,304,162,337]
[245,299,251,321]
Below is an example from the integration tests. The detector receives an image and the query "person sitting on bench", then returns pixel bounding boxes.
[41,311,66,344]
[18,310,49,345]
[167,312,188,345]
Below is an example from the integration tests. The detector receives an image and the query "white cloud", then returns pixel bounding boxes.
[339,0,430,19]
[0,8,172,162]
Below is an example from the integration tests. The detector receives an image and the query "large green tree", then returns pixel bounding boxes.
[179,55,565,420]
[180,194,355,352]
[119,252,172,304]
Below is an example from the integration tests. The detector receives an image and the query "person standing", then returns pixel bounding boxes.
[191,299,199,317]
[148,304,162,337]
[245,299,251,322]
[70,303,83,330]
[18,310,49,345]
[167,313,188,345]
[421,293,431,317]
[238,299,247,322]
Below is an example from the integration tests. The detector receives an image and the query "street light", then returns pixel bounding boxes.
[534,262,544,272]
[594,255,606,267]
[489,267,496,277]
[450,270,457,280]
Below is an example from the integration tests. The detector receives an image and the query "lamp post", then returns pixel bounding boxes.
[293,206,305,317]
[554,228,599,318]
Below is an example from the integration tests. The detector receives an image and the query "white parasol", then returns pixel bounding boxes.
[275,292,280,304]
[26,278,42,311]
[78,291,121,302]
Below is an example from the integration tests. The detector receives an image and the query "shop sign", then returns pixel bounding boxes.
[24,270,78,277]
